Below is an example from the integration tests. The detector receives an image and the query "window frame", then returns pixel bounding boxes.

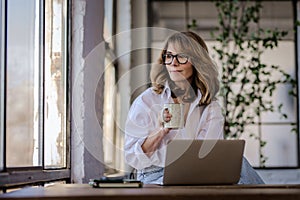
[0,0,6,173]
[103,0,120,174]
[295,0,300,170]
[0,0,71,191]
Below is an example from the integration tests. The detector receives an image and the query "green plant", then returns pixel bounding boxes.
[209,0,297,167]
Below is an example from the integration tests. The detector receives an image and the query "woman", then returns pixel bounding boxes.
[124,31,264,184]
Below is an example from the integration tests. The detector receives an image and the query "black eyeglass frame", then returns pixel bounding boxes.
[162,53,189,65]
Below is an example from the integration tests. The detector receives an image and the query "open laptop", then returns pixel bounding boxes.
[161,139,245,185]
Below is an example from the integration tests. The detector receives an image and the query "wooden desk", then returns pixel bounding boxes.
[1,184,300,200]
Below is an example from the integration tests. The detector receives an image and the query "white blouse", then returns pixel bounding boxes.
[124,84,224,170]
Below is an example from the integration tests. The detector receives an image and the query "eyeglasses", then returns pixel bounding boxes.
[162,53,189,65]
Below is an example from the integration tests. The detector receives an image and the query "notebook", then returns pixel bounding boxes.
[161,139,245,185]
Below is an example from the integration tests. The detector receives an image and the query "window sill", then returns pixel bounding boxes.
[0,169,71,191]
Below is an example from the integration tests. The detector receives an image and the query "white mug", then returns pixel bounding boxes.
[162,103,184,129]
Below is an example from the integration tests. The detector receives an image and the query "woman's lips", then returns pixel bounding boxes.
[170,70,183,72]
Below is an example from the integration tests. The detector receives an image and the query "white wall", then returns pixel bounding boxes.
[71,0,105,183]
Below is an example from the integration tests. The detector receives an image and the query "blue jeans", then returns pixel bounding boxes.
[138,157,264,184]
[238,157,264,184]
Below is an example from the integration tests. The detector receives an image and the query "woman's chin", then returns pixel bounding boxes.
[169,74,185,81]
[170,76,190,82]
[170,78,185,83]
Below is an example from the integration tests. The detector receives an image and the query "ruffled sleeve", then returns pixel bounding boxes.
[124,89,166,170]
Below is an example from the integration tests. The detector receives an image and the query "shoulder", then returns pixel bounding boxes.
[126,88,162,129]
[202,100,223,119]
[133,87,159,104]
[129,87,162,112]
[207,100,222,109]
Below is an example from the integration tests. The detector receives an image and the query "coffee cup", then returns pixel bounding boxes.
[161,103,184,129]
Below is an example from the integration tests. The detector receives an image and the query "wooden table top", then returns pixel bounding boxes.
[1,184,300,200]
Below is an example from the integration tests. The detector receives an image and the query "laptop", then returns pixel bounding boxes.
[161,139,245,185]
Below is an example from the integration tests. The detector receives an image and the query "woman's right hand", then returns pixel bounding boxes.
[141,113,171,157]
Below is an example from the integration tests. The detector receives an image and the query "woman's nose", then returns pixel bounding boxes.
[171,57,179,66]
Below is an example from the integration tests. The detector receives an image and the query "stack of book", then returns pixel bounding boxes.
[90,176,143,188]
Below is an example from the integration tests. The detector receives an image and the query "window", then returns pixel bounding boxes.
[149,0,298,168]
[103,0,129,175]
[0,0,70,189]
[44,0,68,169]
[103,0,120,174]
[0,0,4,172]
[6,0,41,167]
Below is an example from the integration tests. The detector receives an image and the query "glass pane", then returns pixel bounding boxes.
[104,0,114,48]
[262,125,298,167]
[239,125,260,167]
[44,0,67,168]
[260,1,294,40]
[103,1,115,166]
[103,57,116,169]
[6,0,40,167]
[0,0,4,171]
[260,41,296,123]
[261,83,297,123]
[152,1,185,35]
